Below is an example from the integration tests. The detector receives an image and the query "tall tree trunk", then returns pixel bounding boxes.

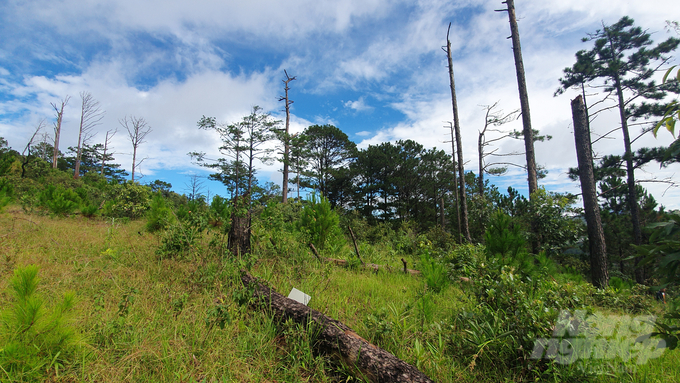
[446,25,471,242]
[446,122,462,242]
[131,146,137,181]
[501,0,538,196]
[74,120,84,179]
[51,97,69,169]
[280,71,296,203]
[614,75,644,283]
[478,132,484,195]
[571,95,609,288]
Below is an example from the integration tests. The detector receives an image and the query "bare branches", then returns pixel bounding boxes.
[50,95,70,168]
[120,116,152,182]
[22,120,46,156]
[278,69,297,203]
[101,128,117,176]
[74,91,105,178]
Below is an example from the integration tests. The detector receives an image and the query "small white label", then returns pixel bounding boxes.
[288,288,311,306]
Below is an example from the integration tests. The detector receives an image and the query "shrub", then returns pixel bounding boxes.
[103,181,151,218]
[146,192,175,232]
[80,203,99,218]
[38,184,81,216]
[419,250,448,293]
[297,193,342,250]
[0,265,80,381]
[0,179,11,212]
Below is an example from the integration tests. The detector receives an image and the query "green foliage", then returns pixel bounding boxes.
[297,193,341,250]
[484,210,526,260]
[38,184,82,216]
[419,250,448,294]
[80,203,98,218]
[638,212,680,349]
[145,192,175,232]
[0,179,12,212]
[654,65,680,138]
[208,195,232,230]
[157,206,208,259]
[0,265,80,381]
[103,181,151,218]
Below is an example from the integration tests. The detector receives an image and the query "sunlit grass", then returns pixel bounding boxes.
[1,204,678,382]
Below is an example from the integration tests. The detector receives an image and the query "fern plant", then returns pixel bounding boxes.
[0,265,80,381]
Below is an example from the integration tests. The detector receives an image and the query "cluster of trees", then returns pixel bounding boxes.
[186,13,680,290]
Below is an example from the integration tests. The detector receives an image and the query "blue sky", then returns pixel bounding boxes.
[1,0,679,208]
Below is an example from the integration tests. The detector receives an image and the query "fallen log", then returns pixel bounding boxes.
[240,271,434,383]
[324,257,422,275]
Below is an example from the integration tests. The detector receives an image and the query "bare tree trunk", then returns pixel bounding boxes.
[478,132,485,195]
[74,91,105,179]
[446,24,471,243]
[498,0,538,197]
[101,129,116,176]
[120,116,152,182]
[51,96,70,169]
[445,122,462,242]
[571,95,609,288]
[614,75,644,283]
[240,272,434,383]
[279,70,296,204]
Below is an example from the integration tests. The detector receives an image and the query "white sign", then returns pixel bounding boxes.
[288,288,311,306]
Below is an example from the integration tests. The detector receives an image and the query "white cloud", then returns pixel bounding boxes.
[343,97,373,112]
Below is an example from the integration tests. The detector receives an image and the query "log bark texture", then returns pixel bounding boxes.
[240,272,434,383]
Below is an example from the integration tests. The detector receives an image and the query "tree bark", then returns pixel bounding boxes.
[228,207,251,257]
[571,95,609,288]
[240,272,434,383]
[51,97,70,169]
[613,74,644,283]
[446,24,471,243]
[446,122,462,242]
[503,0,538,197]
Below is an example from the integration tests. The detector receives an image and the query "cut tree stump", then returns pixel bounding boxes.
[240,271,435,383]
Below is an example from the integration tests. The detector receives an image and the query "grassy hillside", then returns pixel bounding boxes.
[1,203,678,382]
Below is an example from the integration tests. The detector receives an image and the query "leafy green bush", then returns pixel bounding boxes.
[103,181,151,218]
[0,179,12,212]
[297,193,342,250]
[146,192,175,232]
[208,195,232,230]
[0,265,80,381]
[484,210,526,260]
[38,184,81,216]
[157,208,208,259]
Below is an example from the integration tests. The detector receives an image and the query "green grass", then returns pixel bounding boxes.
[0,204,678,382]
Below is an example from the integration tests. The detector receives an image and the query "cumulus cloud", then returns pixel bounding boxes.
[1,0,679,206]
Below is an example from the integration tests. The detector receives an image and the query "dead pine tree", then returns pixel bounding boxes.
[278,70,296,203]
[443,121,462,242]
[477,102,520,195]
[120,116,152,182]
[74,91,105,179]
[444,23,471,243]
[21,120,46,178]
[495,0,538,197]
[51,96,70,169]
[101,128,117,177]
